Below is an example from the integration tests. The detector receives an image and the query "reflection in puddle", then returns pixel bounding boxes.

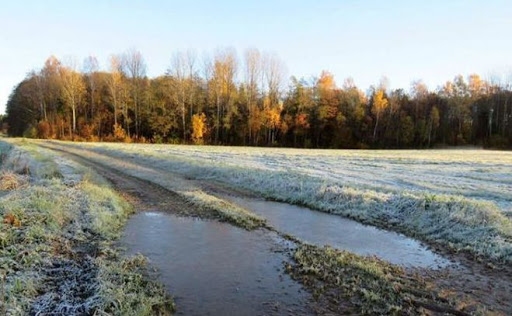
[226,197,452,268]
[122,212,313,316]
[143,212,163,217]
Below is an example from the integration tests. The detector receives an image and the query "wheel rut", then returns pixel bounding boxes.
[43,145,317,315]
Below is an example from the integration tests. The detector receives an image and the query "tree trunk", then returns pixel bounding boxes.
[373,115,379,141]
[72,102,76,135]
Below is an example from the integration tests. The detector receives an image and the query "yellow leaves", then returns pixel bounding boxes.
[261,97,282,130]
[191,113,208,144]
[468,73,486,97]
[267,107,281,129]
[317,70,336,91]
[248,108,263,133]
[372,89,388,117]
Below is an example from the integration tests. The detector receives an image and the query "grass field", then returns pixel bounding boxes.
[4,139,511,314]
[49,141,512,264]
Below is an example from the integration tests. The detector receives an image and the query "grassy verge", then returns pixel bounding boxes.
[288,244,479,315]
[38,140,266,230]
[0,140,174,315]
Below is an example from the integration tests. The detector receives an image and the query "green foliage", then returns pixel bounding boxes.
[22,126,37,139]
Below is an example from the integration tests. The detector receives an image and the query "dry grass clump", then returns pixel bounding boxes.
[0,171,27,190]
[3,213,21,227]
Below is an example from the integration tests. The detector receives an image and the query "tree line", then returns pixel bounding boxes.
[4,48,512,149]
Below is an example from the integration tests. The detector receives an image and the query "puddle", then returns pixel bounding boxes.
[122,212,313,316]
[226,197,452,268]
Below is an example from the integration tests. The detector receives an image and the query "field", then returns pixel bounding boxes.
[45,141,512,263]
[2,139,512,314]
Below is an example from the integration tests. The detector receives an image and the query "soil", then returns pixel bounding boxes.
[45,144,512,315]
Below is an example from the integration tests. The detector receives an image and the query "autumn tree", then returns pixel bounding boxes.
[147,75,178,141]
[106,55,124,128]
[123,49,147,138]
[39,56,63,128]
[314,71,342,147]
[262,52,285,145]
[168,49,197,141]
[191,113,208,144]
[60,58,86,136]
[428,106,440,146]
[83,56,99,120]
[282,77,315,147]
[244,48,263,144]
[209,48,238,143]
[4,50,512,149]
[371,89,388,141]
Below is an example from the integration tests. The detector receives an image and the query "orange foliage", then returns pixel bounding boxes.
[112,123,130,142]
[317,71,336,91]
[37,121,51,139]
[79,123,95,140]
[191,113,208,144]
[3,213,21,227]
[295,113,310,130]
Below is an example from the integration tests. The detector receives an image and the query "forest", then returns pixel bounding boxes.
[4,48,512,149]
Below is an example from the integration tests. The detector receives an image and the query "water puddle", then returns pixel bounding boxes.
[225,196,452,268]
[122,212,313,315]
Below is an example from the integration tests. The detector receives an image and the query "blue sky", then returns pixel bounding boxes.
[1,0,512,114]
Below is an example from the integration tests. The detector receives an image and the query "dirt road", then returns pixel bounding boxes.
[41,142,512,315]
[44,145,319,315]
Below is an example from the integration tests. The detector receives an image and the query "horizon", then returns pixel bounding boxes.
[2,0,512,114]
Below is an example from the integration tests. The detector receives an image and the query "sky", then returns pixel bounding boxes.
[1,0,512,114]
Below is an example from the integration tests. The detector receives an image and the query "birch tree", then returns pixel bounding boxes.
[372,89,388,141]
[60,58,86,136]
[107,55,124,128]
[123,49,147,138]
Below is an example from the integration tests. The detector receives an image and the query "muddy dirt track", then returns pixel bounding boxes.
[43,143,512,315]
[46,146,319,315]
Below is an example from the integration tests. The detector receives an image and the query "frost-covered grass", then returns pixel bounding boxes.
[38,141,266,230]
[0,140,173,315]
[0,141,12,167]
[37,141,512,263]
[181,190,266,229]
[289,244,476,315]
